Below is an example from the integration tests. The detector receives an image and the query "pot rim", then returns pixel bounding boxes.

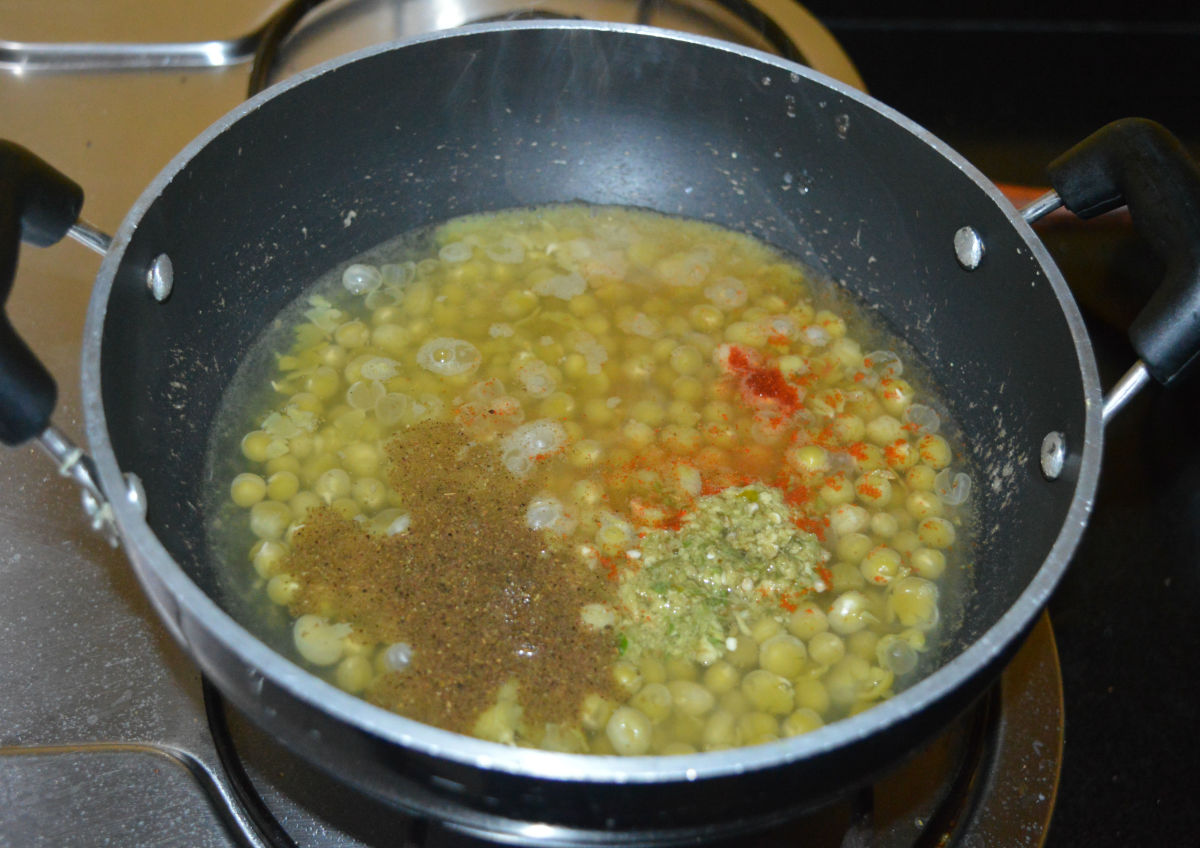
[79,19,1103,784]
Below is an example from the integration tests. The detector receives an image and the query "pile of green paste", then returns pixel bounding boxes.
[616,483,825,663]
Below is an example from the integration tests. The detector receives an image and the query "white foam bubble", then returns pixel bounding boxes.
[416,338,481,377]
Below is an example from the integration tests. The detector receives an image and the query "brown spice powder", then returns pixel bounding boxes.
[285,421,617,735]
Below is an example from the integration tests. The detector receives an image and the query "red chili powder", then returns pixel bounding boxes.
[847,442,870,461]
[884,438,909,466]
[724,345,802,415]
[793,515,829,540]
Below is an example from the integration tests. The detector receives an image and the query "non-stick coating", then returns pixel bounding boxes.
[84,23,1100,842]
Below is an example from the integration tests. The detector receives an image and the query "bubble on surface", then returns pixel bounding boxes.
[500,419,568,476]
[864,350,903,379]
[516,359,557,397]
[704,277,748,310]
[620,312,660,338]
[416,338,481,376]
[802,325,831,347]
[438,242,473,263]
[346,379,386,411]
[533,271,587,300]
[485,236,526,264]
[879,636,918,675]
[360,357,401,381]
[342,263,382,294]
[381,261,415,286]
[375,392,414,426]
[934,469,972,506]
[384,642,414,671]
[903,404,941,435]
[767,315,799,341]
[526,494,565,531]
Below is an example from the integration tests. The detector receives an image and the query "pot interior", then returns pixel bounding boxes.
[97,24,1093,730]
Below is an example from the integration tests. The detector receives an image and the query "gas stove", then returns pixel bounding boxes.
[2,2,1196,846]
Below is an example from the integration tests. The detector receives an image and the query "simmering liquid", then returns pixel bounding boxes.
[208,205,974,755]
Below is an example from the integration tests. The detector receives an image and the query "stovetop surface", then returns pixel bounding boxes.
[3,2,1198,846]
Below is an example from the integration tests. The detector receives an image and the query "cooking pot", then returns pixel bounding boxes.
[2,22,1198,846]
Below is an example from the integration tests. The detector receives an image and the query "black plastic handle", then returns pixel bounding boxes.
[1047,118,1200,386]
[0,140,83,446]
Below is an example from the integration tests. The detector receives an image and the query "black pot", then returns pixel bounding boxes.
[2,22,1197,846]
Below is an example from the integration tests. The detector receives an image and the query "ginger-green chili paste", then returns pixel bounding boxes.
[616,483,828,663]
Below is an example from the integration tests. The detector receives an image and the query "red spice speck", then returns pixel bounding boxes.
[793,515,828,540]
[809,422,837,449]
[724,345,802,414]
[599,555,621,582]
[660,510,688,532]
[883,439,908,465]
[879,378,905,401]
[782,484,813,509]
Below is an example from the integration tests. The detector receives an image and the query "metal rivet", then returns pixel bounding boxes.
[1040,431,1067,480]
[954,226,985,270]
[80,488,120,547]
[147,253,174,302]
[124,472,147,518]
